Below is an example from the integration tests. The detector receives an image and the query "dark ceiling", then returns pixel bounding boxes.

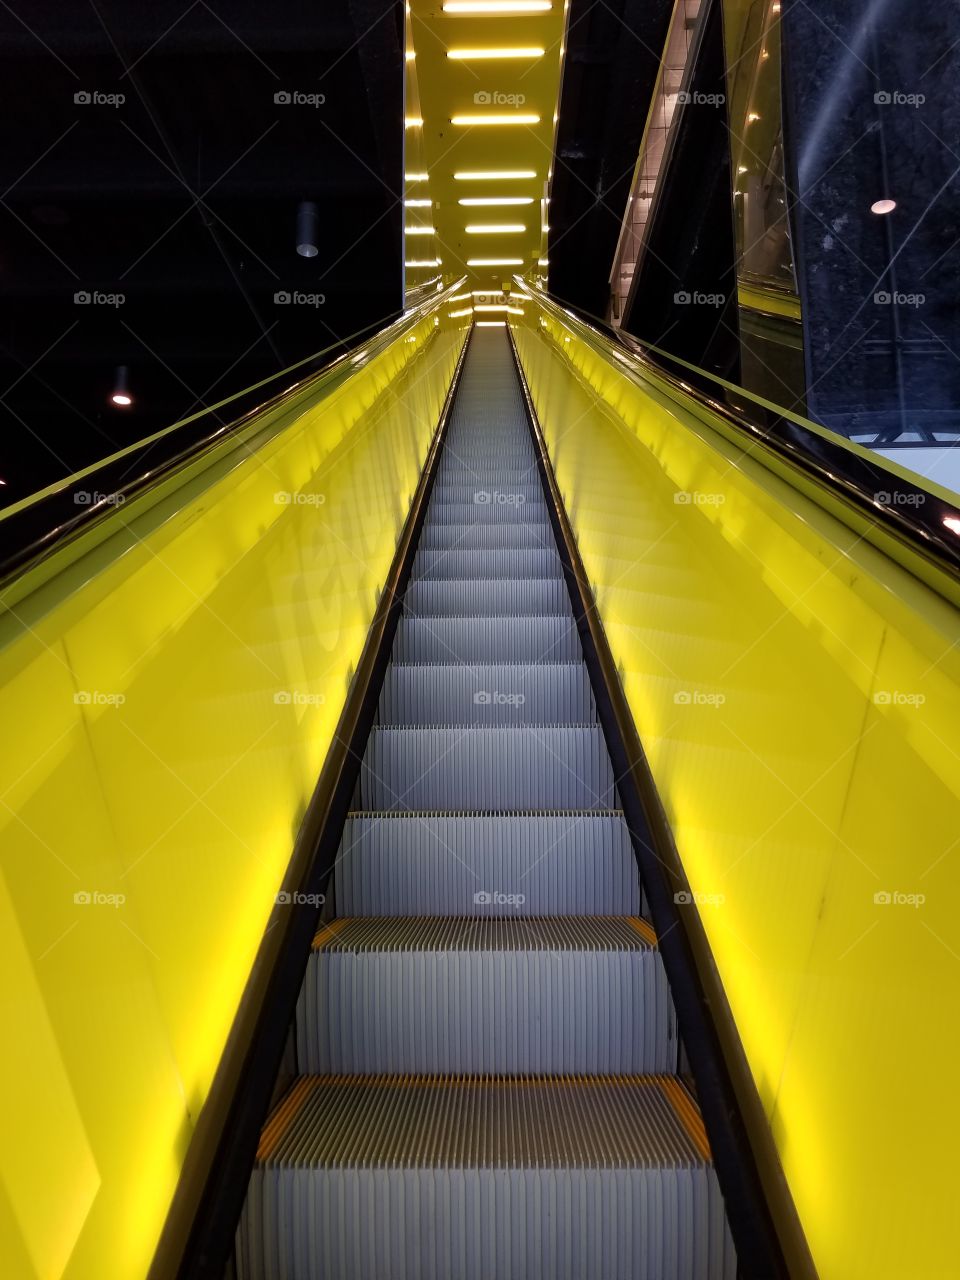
[548,0,671,321]
[0,0,403,507]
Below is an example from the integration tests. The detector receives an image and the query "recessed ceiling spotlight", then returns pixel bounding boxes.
[110,365,133,408]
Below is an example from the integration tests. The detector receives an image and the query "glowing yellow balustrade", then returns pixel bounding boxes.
[510,294,960,1280]
[0,298,468,1279]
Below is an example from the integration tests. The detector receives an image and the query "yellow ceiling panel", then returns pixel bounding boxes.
[406,0,567,293]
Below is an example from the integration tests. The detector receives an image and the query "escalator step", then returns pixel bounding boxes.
[429,482,545,505]
[411,547,562,580]
[237,1076,736,1280]
[377,662,594,724]
[418,523,552,550]
[391,615,581,663]
[436,466,536,485]
[357,726,616,810]
[424,499,549,525]
[296,916,673,1074]
[402,577,570,617]
[335,813,641,916]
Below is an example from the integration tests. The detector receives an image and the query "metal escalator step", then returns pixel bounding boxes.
[402,578,570,617]
[429,482,544,504]
[335,812,640,916]
[237,1075,737,1280]
[411,547,562,580]
[357,727,616,810]
[424,499,549,525]
[390,615,581,663]
[296,916,673,1074]
[418,522,552,550]
[377,662,594,724]
[439,466,534,479]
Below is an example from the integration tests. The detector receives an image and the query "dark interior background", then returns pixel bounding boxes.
[0,0,403,506]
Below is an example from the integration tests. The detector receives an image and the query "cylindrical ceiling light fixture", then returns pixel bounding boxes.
[296,200,319,258]
[110,365,133,408]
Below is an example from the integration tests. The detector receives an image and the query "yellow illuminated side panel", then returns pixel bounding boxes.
[0,305,468,1279]
[511,301,960,1280]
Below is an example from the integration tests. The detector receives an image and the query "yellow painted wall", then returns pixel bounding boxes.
[513,302,960,1280]
[0,307,466,1280]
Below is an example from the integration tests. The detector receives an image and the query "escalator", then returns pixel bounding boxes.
[234,327,737,1278]
[4,277,957,1280]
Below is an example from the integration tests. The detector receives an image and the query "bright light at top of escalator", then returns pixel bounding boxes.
[443,1,552,12]
[455,169,537,180]
[871,199,897,215]
[405,172,429,181]
[447,47,545,59]
[405,117,423,128]
[459,196,534,205]
[465,223,526,234]
[451,113,541,126]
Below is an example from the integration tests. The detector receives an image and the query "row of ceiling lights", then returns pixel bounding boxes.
[405,2,556,276]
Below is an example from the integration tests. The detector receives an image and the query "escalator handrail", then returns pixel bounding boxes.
[0,280,465,589]
[516,279,960,600]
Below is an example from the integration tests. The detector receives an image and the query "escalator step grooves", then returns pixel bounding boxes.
[390,615,582,663]
[357,726,617,810]
[237,1079,734,1280]
[335,812,641,916]
[238,328,736,1280]
[402,577,570,615]
[296,917,673,1074]
[257,1075,710,1167]
[411,546,563,579]
[377,662,595,725]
